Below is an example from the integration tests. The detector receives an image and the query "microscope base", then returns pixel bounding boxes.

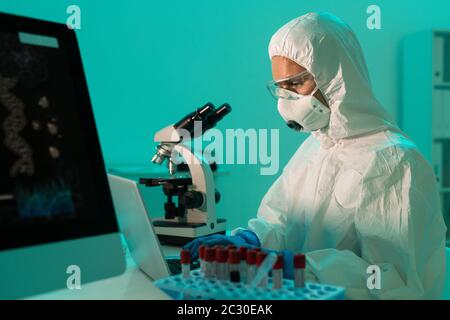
[153,218,227,246]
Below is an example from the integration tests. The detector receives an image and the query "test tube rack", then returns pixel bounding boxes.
[154,269,346,300]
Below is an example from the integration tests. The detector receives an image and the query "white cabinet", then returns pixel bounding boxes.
[434,32,450,87]
[433,91,450,138]
[403,30,450,242]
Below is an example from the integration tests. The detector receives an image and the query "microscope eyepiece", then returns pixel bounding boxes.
[173,102,232,135]
[174,102,216,133]
[151,102,232,168]
[198,103,216,117]
[203,103,232,131]
[212,103,232,122]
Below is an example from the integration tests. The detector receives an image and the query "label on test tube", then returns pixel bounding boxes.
[204,247,216,278]
[227,250,240,281]
[180,249,191,279]
[294,254,306,288]
[212,245,222,277]
[216,248,228,280]
[272,254,283,289]
[256,252,268,287]
[230,270,240,283]
[246,250,257,285]
[239,247,248,283]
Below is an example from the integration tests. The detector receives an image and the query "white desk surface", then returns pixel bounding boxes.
[28,245,181,300]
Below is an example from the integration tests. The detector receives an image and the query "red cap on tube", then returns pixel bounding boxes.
[205,247,216,262]
[226,245,237,251]
[273,254,283,269]
[180,250,191,265]
[294,254,306,269]
[216,248,228,263]
[253,248,262,252]
[239,247,248,261]
[256,252,267,267]
[199,245,206,260]
[228,250,240,265]
[246,250,257,265]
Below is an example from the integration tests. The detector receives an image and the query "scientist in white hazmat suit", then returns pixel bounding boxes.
[185,12,447,300]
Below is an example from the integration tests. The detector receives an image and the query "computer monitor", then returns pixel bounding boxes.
[0,12,126,299]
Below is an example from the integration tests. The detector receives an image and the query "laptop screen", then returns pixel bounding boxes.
[0,13,119,250]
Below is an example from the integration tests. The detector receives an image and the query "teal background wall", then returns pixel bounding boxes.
[1,0,450,230]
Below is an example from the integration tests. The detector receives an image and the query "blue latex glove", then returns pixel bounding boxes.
[183,230,260,260]
[261,248,295,280]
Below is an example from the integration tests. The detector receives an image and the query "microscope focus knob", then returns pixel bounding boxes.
[180,191,204,209]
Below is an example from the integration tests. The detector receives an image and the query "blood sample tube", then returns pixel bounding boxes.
[215,247,228,280]
[212,245,222,276]
[256,252,268,287]
[204,247,216,278]
[294,254,306,288]
[199,245,206,273]
[239,247,248,282]
[246,250,257,285]
[180,249,191,279]
[272,254,283,289]
[227,250,240,281]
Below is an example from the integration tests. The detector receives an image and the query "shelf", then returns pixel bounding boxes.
[107,165,230,180]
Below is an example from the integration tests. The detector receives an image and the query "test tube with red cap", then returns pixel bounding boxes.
[256,252,268,287]
[272,254,284,289]
[246,250,257,285]
[212,245,222,277]
[215,247,228,280]
[180,249,191,279]
[198,245,206,273]
[294,254,306,288]
[227,250,240,281]
[204,247,216,278]
[238,247,248,282]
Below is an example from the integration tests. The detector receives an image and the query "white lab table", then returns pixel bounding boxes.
[27,243,180,300]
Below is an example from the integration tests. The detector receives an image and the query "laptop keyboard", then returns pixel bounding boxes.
[166,258,200,275]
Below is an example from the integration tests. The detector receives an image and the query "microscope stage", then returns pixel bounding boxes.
[152,218,226,246]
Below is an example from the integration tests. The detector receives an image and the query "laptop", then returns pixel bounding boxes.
[107,174,199,280]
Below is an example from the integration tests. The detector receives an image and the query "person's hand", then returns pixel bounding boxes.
[183,230,261,260]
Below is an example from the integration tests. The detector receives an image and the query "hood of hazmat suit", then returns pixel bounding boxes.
[234,12,447,299]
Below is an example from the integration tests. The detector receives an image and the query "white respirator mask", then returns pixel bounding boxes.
[277,87,331,132]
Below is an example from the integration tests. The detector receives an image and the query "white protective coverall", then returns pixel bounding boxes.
[236,13,447,299]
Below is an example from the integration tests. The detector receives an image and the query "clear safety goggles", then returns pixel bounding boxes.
[267,70,316,100]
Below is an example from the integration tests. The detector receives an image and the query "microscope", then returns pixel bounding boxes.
[140,103,231,245]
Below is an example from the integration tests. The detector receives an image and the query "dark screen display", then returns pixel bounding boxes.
[0,17,118,250]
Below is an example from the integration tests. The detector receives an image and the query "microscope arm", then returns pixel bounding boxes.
[172,143,217,228]
[153,124,181,143]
